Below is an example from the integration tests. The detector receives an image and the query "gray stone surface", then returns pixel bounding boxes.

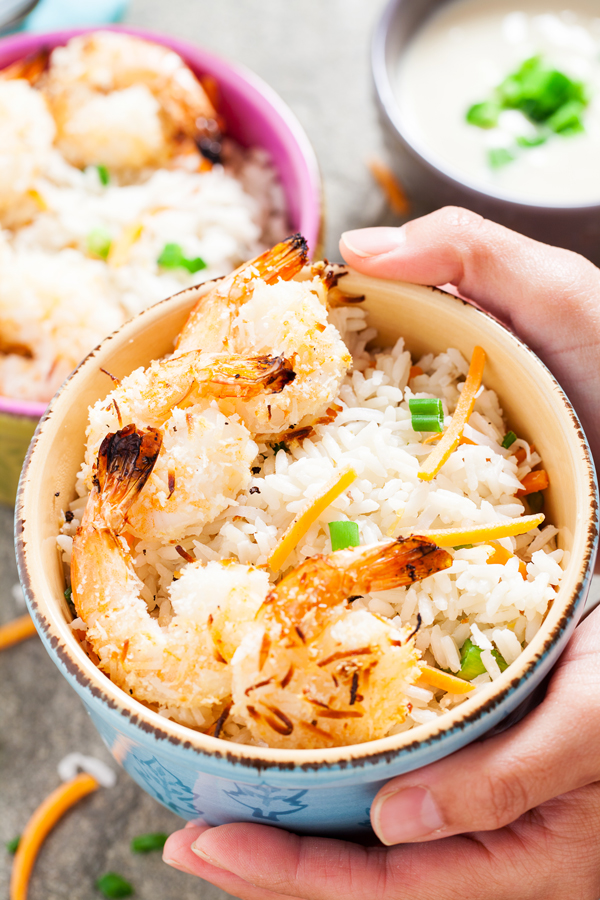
[0,1,394,898]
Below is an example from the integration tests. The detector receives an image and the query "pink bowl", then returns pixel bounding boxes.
[0,26,322,498]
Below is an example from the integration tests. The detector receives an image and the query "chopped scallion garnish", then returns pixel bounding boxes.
[97,165,110,186]
[157,243,207,274]
[457,638,508,681]
[6,835,20,854]
[87,227,112,260]
[270,441,290,455]
[95,873,134,898]
[501,431,517,449]
[328,520,360,552]
[409,397,443,433]
[466,55,589,167]
[488,147,515,169]
[452,544,473,550]
[130,832,168,853]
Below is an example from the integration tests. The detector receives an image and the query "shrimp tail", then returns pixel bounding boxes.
[343,537,453,594]
[204,354,296,396]
[253,233,308,284]
[0,49,50,85]
[93,424,162,533]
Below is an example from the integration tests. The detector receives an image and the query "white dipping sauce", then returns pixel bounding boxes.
[395,0,600,205]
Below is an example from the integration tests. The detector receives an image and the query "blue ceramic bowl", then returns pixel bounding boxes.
[15,271,598,837]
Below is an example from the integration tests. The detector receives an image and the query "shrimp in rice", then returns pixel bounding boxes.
[176,233,353,437]
[231,539,452,749]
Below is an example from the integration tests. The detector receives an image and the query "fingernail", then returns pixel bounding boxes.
[341,226,406,259]
[372,786,445,845]
[163,857,197,876]
[184,818,207,829]
[191,839,227,870]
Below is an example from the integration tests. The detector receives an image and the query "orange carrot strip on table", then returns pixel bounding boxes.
[368,157,410,216]
[10,774,99,900]
[418,346,486,481]
[0,614,37,651]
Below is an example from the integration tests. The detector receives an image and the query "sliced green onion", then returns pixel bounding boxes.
[95,873,134,898]
[527,491,545,514]
[411,415,443,433]
[466,101,500,129]
[97,164,110,186]
[157,243,207,274]
[6,835,20,854]
[130,832,168,853]
[488,147,515,169]
[457,638,508,681]
[501,431,517,449]
[409,398,443,416]
[328,520,360,552]
[546,99,586,134]
[452,544,473,550]
[87,227,112,260]
[409,398,443,432]
[516,134,547,148]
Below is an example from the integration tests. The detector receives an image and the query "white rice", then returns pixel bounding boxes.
[59,304,564,741]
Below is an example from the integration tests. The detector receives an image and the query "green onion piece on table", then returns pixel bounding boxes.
[87,227,112,260]
[527,490,545,514]
[457,638,508,681]
[6,835,20,854]
[328,520,360,552]
[501,431,517,449]
[97,164,110,186]
[409,397,443,432]
[95,872,134,899]
[157,243,207,274]
[130,832,168,853]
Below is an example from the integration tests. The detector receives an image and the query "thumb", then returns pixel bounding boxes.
[370,606,600,846]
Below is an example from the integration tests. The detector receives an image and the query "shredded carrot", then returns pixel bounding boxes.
[200,74,220,110]
[418,664,475,694]
[486,542,527,579]
[422,433,477,447]
[418,346,486,481]
[10,774,99,900]
[107,222,143,267]
[398,513,544,547]
[0,615,37,651]
[513,443,535,465]
[517,469,549,496]
[385,507,405,537]
[409,365,423,380]
[268,468,357,571]
[368,157,410,216]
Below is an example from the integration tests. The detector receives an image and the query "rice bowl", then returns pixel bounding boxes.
[15,262,597,833]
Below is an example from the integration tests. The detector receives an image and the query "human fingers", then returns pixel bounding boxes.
[370,605,600,846]
[164,822,295,900]
[339,208,600,459]
[188,815,573,900]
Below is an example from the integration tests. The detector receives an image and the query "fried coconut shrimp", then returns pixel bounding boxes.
[71,425,269,729]
[176,234,353,438]
[231,539,452,749]
[39,31,218,171]
[84,352,295,542]
[0,79,55,228]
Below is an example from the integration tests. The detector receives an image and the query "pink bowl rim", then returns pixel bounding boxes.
[0,24,322,421]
